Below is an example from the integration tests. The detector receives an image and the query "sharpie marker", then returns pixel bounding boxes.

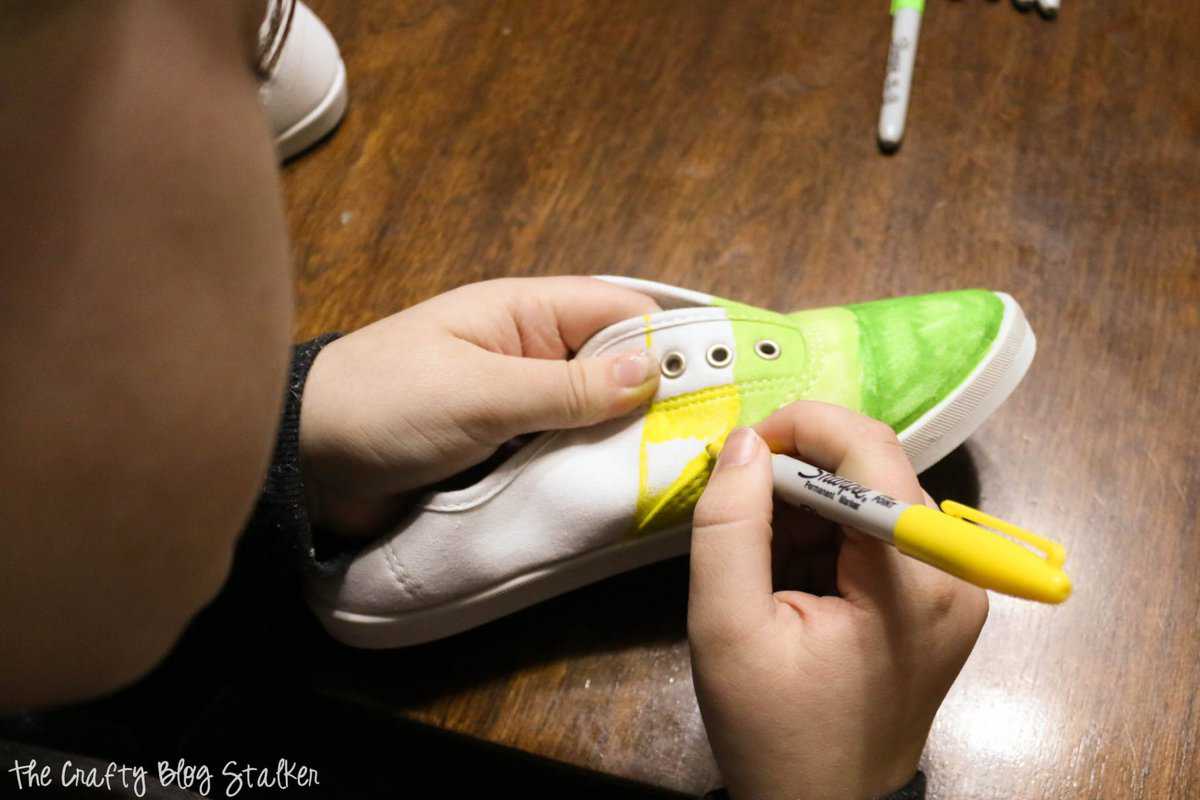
[879,0,924,151]
[770,453,1072,604]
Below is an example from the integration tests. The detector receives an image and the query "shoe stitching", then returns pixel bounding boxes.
[381,542,407,597]
[383,541,421,600]
[649,375,810,414]
[398,555,423,599]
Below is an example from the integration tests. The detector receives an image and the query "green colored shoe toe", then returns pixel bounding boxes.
[847,289,1005,432]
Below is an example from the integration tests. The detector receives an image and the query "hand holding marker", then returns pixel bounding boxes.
[879,0,1061,152]
[770,452,1071,603]
[731,446,1073,603]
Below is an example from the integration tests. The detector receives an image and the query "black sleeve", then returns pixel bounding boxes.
[703,771,925,800]
[883,772,927,800]
[244,332,354,579]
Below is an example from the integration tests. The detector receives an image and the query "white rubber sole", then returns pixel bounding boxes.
[899,292,1036,473]
[311,293,1035,648]
[275,60,348,162]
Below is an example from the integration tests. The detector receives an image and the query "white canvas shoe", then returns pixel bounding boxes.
[258,1,348,161]
[307,277,1036,648]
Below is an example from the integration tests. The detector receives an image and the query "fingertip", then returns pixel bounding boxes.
[602,351,660,420]
[751,408,797,454]
[690,426,777,632]
[610,351,659,389]
[695,428,773,530]
[712,427,764,473]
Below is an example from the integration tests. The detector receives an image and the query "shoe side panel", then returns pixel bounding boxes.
[318,414,646,614]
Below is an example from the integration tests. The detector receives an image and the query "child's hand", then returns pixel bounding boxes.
[299,277,660,535]
[689,402,988,800]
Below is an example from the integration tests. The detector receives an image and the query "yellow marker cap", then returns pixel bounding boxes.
[893,501,1072,604]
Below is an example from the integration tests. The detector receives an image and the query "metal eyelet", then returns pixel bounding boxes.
[705,344,734,368]
[661,351,687,379]
[754,339,781,360]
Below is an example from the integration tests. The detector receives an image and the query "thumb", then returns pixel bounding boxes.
[689,428,777,644]
[485,349,660,437]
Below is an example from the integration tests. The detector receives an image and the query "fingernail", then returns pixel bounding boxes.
[612,352,657,388]
[715,427,761,470]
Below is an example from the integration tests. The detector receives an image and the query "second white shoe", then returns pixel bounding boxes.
[259,1,348,161]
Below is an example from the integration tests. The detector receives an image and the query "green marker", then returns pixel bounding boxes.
[879,0,924,152]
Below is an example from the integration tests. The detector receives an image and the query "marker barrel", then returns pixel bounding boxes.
[770,453,1073,604]
[770,454,909,542]
[878,6,923,149]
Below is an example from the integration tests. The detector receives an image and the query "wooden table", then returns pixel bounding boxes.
[283,1,1200,797]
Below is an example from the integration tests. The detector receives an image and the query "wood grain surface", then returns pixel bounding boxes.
[283,1,1200,797]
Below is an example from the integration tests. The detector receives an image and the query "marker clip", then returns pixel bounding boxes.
[940,500,1067,569]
